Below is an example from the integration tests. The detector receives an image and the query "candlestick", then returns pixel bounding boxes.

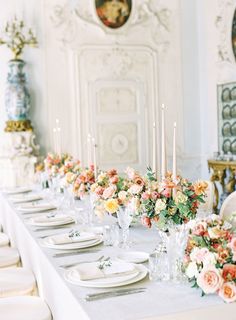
[161,104,167,180]
[172,122,177,198]
[92,137,97,179]
[152,122,156,174]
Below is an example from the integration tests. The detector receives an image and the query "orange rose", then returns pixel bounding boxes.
[222,264,236,281]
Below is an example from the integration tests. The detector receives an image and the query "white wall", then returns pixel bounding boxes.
[0,0,233,181]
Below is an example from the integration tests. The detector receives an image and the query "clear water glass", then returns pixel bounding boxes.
[103,224,119,246]
[80,194,93,226]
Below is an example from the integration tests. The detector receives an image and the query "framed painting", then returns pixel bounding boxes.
[95,0,132,29]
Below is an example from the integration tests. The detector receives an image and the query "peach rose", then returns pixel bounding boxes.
[133,175,144,186]
[102,185,117,199]
[107,169,117,178]
[141,216,152,228]
[95,186,104,196]
[118,190,127,202]
[110,175,119,184]
[222,264,236,281]
[219,282,236,303]
[197,265,223,294]
[128,184,143,195]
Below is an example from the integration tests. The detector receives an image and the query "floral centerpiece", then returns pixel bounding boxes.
[91,169,131,217]
[140,170,208,230]
[72,165,95,198]
[184,215,236,303]
[43,152,72,177]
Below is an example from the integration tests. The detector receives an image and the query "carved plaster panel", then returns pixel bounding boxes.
[215,0,236,63]
[97,87,136,114]
[98,122,138,165]
[50,0,171,53]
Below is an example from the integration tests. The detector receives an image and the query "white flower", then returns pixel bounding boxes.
[186,261,199,279]
[174,191,188,205]
[155,199,166,214]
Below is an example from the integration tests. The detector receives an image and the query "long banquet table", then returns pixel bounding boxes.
[0,191,235,320]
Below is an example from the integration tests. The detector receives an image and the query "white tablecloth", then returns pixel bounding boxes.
[0,192,235,320]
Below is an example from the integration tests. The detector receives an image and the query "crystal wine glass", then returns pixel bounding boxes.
[117,206,133,249]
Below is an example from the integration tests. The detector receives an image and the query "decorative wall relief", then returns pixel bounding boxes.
[95,0,132,29]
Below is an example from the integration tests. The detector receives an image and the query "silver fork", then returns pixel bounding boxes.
[59,255,105,269]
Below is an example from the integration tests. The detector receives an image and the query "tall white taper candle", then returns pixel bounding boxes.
[172,122,177,198]
[92,137,97,179]
[161,104,167,180]
[152,122,156,174]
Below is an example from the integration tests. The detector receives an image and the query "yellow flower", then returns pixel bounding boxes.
[104,199,119,214]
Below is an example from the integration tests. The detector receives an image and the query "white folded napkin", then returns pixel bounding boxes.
[10,194,42,203]
[74,260,136,281]
[3,187,32,194]
[18,203,56,211]
[48,232,96,245]
[31,214,73,224]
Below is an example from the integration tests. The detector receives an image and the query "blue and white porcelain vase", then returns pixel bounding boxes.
[5,59,30,121]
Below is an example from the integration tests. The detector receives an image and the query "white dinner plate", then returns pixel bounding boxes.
[116,251,149,264]
[64,264,148,288]
[3,187,32,195]
[27,215,75,227]
[10,194,42,204]
[17,203,56,213]
[40,236,103,250]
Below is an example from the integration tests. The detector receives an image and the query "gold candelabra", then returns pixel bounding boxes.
[0,16,37,60]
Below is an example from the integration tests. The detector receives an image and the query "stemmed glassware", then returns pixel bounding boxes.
[117,205,133,249]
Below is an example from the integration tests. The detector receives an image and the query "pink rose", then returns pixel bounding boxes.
[125,167,135,179]
[102,185,116,199]
[197,265,223,294]
[141,192,151,200]
[229,238,236,261]
[193,222,207,236]
[190,247,210,264]
[219,282,236,303]
[151,191,158,200]
[162,188,171,198]
[128,184,143,195]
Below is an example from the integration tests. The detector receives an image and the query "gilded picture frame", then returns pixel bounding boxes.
[95,0,132,29]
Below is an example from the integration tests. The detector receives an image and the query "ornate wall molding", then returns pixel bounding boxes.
[215,0,235,63]
[50,0,172,52]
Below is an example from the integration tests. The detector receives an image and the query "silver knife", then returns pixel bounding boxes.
[53,249,100,258]
[85,288,146,301]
